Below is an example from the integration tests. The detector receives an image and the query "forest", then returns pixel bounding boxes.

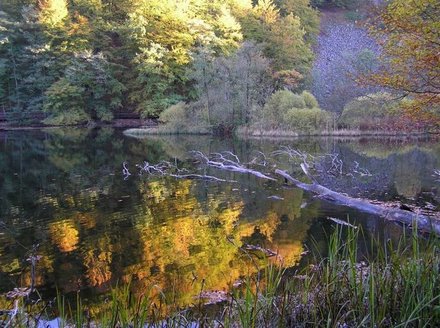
[1,1,440,327]
[1,0,438,133]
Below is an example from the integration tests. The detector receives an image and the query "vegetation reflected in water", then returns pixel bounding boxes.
[0,129,439,317]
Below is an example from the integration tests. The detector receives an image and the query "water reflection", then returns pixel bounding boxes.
[0,129,439,317]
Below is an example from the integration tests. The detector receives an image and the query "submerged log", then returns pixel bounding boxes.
[131,150,440,234]
[275,169,440,234]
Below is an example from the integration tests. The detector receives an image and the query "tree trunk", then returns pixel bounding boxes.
[275,169,440,234]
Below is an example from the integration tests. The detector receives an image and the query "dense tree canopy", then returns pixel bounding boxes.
[0,0,319,124]
[2,0,436,130]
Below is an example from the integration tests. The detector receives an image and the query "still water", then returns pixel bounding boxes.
[0,128,439,316]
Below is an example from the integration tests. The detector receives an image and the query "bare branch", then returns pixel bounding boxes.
[248,151,270,168]
[132,158,236,183]
[128,149,440,234]
[276,169,440,235]
[353,161,372,177]
[273,146,310,163]
[327,153,343,176]
[191,151,276,181]
[222,151,240,164]
[122,161,131,180]
[3,299,19,328]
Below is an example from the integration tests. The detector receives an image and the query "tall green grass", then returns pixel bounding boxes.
[222,225,438,327]
[281,226,440,327]
[1,225,439,327]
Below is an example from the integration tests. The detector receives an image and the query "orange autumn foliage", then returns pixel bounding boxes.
[367,0,440,124]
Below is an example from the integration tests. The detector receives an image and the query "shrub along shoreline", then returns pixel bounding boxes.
[123,90,438,138]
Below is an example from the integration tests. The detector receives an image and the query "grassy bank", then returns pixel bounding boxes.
[123,126,211,138]
[123,126,436,139]
[1,226,439,327]
[235,127,436,138]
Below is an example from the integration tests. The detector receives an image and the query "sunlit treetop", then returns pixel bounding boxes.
[254,0,280,25]
[38,0,68,26]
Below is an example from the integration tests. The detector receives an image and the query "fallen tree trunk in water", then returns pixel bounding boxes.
[275,169,440,235]
[128,150,440,234]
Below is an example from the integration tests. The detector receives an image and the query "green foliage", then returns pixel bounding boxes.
[0,0,319,125]
[345,10,364,22]
[282,107,331,133]
[155,42,272,134]
[263,90,305,122]
[339,92,400,129]
[289,94,307,109]
[43,78,89,125]
[155,41,275,134]
[276,0,320,42]
[0,57,8,107]
[254,89,331,133]
[129,45,185,117]
[0,3,89,118]
[0,10,20,110]
[124,0,244,117]
[301,90,319,108]
[157,102,210,134]
[238,0,317,79]
[269,14,313,73]
[159,102,191,132]
[69,0,103,18]
[38,0,68,27]
[188,41,272,132]
[44,52,125,125]
[352,48,378,74]
[261,90,306,118]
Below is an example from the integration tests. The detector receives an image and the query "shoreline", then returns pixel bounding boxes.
[2,123,439,139]
[123,126,440,139]
[0,118,154,131]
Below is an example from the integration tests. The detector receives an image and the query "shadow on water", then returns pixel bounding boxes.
[1,128,439,318]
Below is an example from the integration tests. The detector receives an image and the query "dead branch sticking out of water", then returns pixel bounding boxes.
[272,146,439,233]
[191,151,277,181]
[129,149,440,234]
[275,169,440,234]
[134,159,236,182]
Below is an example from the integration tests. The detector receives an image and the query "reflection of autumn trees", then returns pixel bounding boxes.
[2,174,313,318]
[114,178,313,312]
[243,188,322,266]
[5,130,439,320]
[82,236,113,289]
[21,255,53,289]
[49,219,79,253]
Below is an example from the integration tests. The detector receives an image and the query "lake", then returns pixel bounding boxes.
[0,128,439,317]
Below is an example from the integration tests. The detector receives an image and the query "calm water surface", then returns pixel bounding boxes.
[0,128,439,316]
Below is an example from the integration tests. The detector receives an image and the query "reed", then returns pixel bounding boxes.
[1,225,439,327]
